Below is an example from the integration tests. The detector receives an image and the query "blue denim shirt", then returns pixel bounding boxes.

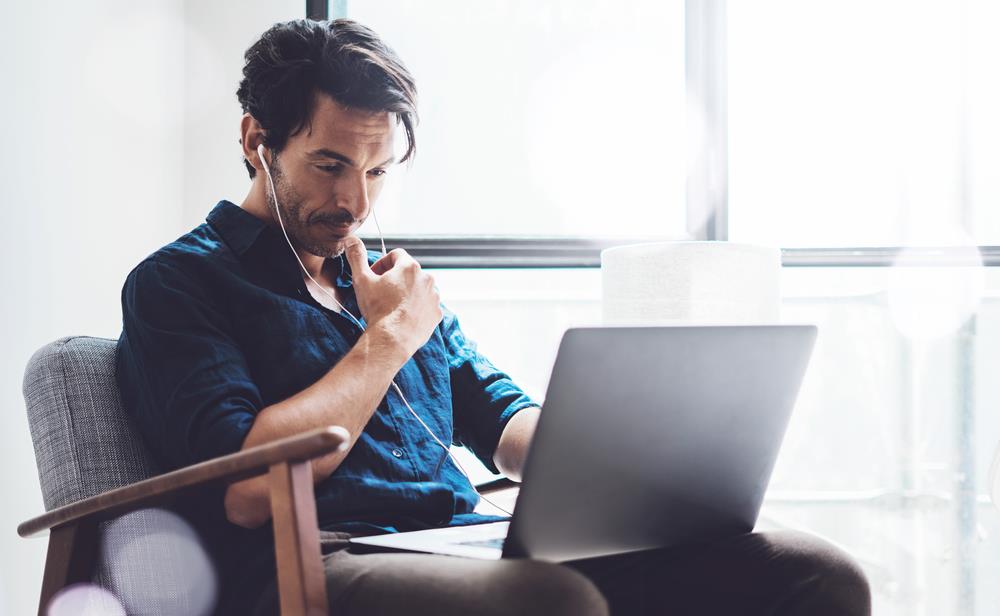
[115,201,536,610]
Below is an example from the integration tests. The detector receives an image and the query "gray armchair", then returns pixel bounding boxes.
[18,336,348,615]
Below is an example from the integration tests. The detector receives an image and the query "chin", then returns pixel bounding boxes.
[299,232,348,258]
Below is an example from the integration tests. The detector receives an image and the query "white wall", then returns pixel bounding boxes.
[181,0,296,228]
[0,2,299,614]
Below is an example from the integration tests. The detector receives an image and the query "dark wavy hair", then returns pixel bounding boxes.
[237,18,417,179]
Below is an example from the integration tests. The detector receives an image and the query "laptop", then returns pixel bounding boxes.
[350,325,817,562]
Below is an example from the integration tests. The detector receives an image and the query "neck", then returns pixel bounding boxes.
[239,176,270,223]
[296,251,326,280]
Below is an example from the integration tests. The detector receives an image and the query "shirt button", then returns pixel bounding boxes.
[391,448,404,458]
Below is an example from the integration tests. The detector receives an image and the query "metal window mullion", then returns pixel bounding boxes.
[952,5,977,612]
[956,317,977,615]
[356,238,1000,269]
[306,0,328,20]
[685,0,728,241]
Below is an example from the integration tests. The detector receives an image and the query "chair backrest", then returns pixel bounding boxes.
[22,337,219,615]
[23,336,159,510]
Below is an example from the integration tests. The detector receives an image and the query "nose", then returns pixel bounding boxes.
[336,171,369,222]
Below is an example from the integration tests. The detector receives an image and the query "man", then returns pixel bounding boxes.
[116,18,870,616]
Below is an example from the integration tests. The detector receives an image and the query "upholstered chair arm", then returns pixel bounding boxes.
[22,426,349,615]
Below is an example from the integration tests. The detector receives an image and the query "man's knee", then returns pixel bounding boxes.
[768,531,871,615]
[498,559,609,616]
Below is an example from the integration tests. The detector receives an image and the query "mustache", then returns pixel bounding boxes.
[311,210,363,226]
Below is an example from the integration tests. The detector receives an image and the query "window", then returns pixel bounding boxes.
[330,3,1000,615]
[343,0,688,238]
[728,0,1000,248]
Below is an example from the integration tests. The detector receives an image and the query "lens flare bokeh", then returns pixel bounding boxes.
[99,508,217,616]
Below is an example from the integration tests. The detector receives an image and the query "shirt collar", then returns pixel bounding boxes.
[206,200,353,289]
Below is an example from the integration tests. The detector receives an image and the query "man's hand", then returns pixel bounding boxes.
[344,237,443,357]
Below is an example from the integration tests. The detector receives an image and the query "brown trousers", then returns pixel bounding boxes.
[250,529,871,616]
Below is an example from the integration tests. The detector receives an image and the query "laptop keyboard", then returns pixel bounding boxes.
[455,537,505,550]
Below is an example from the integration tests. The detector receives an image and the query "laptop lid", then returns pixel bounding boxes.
[503,324,817,562]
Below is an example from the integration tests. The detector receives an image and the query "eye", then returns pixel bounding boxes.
[368,168,387,178]
[317,164,343,174]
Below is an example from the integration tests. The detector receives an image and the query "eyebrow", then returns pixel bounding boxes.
[308,148,396,168]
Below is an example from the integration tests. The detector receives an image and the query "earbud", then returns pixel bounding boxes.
[256,143,268,172]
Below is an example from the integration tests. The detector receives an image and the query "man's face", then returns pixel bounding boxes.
[264,94,396,259]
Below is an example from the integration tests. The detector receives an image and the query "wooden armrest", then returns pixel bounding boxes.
[475,476,518,495]
[17,426,350,538]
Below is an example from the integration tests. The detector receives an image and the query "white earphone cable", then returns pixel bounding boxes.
[257,145,512,517]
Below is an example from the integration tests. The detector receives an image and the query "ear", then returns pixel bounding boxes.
[239,113,266,173]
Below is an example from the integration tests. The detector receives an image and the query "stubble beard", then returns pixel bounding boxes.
[266,154,347,259]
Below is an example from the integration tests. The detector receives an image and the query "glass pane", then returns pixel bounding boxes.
[432,264,1000,616]
[344,1,687,238]
[728,0,1000,248]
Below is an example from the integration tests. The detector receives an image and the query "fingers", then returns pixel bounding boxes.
[348,240,422,282]
[370,249,399,276]
[344,237,373,280]
[371,248,415,276]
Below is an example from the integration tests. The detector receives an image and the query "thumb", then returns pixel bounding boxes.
[343,237,372,280]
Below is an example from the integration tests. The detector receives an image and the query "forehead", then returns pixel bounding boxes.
[296,93,394,154]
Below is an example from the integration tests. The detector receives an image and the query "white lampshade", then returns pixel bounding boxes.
[601,241,781,325]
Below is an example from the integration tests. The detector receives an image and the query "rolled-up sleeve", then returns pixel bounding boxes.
[116,259,261,469]
[440,306,538,474]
